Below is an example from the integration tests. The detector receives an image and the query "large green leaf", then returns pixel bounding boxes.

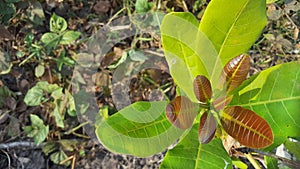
[96,101,184,157]
[285,139,300,160]
[199,0,267,65]
[161,12,221,102]
[230,62,300,149]
[160,123,232,169]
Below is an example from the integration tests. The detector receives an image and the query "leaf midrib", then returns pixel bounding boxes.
[233,96,300,107]
[218,0,250,56]
[221,111,272,142]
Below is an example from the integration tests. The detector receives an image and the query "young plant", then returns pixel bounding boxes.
[165,54,273,148]
[23,114,49,145]
[93,0,299,168]
[24,81,76,128]
[18,13,80,75]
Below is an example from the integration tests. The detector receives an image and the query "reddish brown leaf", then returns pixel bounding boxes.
[199,111,217,144]
[193,75,212,103]
[221,106,274,148]
[166,96,198,129]
[212,95,233,111]
[219,54,250,93]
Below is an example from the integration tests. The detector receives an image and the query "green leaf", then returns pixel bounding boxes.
[50,150,69,166]
[160,123,232,169]
[66,90,76,117]
[284,139,300,160]
[24,81,61,106]
[232,158,248,169]
[199,0,267,65]
[24,114,49,145]
[230,62,300,149]
[265,156,279,169]
[41,32,60,49]
[42,142,59,155]
[35,64,45,77]
[96,101,184,157]
[24,85,44,106]
[135,0,153,13]
[56,48,75,71]
[50,13,67,33]
[60,31,81,45]
[52,100,65,128]
[25,32,34,46]
[161,12,220,102]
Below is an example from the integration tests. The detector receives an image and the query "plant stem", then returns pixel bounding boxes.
[64,121,89,135]
[244,153,261,169]
[252,148,300,169]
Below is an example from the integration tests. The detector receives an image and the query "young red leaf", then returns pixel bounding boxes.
[199,111,217,144]
[193,75,212,103]
[221,106,274,148]
[219,54,250,93]
[212,95,233,111]
[166,96,198,129]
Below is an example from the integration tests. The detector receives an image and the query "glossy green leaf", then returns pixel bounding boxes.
[166,96,199,129]
[96,101,184,157]
[265,156,279,169]
[199,0,267,65]
[230,62,300,149]
[60,31,81,45]
[160,123,232,169]
[161,12,221,102]
[284,139,300,160]
[41,32,60,49]
[232,158,248,169]
[50,13,67,33]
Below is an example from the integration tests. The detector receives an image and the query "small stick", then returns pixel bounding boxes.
[0,141,43,150]
[1,150,11,169]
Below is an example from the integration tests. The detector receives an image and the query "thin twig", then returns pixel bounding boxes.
[1,150,11,169]
[106,7,126,26]
[72,154,76,169]
[244,153,261,169]
[181,0,189,12]
[0,141,44,150]
[236,147,300,169]
[252,149,300,169]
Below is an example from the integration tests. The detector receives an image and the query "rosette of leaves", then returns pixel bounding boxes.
[165,54,274,148]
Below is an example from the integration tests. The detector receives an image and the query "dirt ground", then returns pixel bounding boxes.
[0,0,299,168]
